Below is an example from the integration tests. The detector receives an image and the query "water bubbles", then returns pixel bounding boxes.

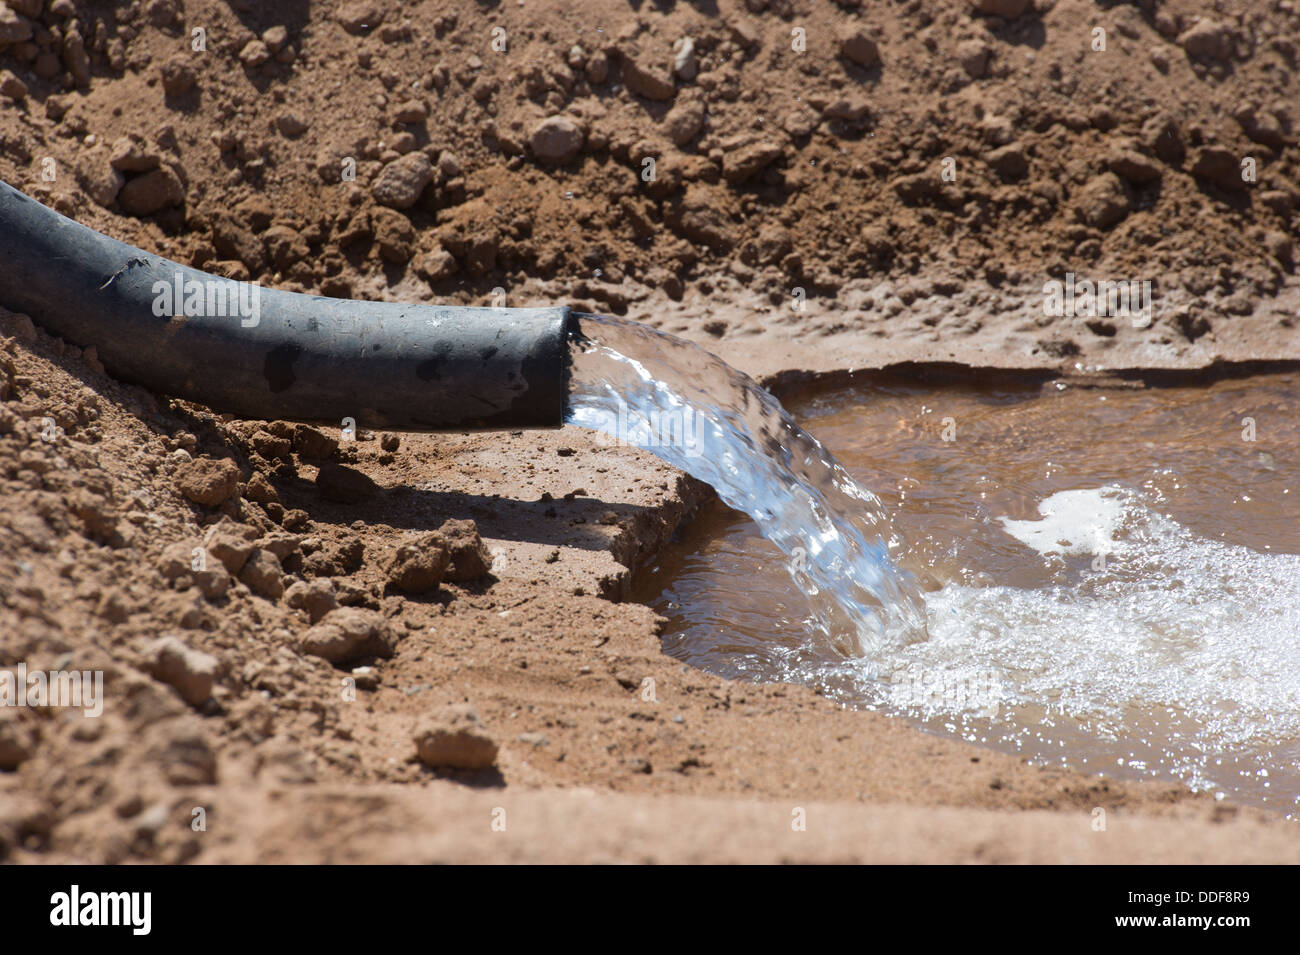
[641,369,1300,809]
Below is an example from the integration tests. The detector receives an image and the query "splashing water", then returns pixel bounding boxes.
[563,313,928,654]
[633,373,1300,809]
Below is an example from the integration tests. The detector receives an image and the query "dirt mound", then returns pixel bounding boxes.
[0,0,1295,353]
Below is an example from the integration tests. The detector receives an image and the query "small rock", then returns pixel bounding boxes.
[1141,114,1185,164]
[250,428,292,459]
[987,143,1028,180]
[284,578,339,623]
[1073,173,1131,229]
[1107,149,1163,184]
[673,37,698,80]
[1191,146,1248,191]
[192,564,230,601]
[262,225,309,272]
[1234,107,1286,150]
[415,247,458,283]
[413,704,498,769]
[207,525,258,575]
[957,39,991,78]
[1263,231,1294,269]
[63,28,91,87]
[437,151,462,179]
[159,54,195,96]
[118,167,184,216]
[663,101,705,146]
[0,7,33,46]
[585,50,609,84]
[275,113,309,138]
[823,97,870,122]
[782,111,817,138]
[1178,18,1233,62]
[380,433,400,452]
[299,607,396,665]
[728,20,761,50]
[371,152,433,209]
[239,40,271,68]
[723,140,783,184]
[839,27,880,68]
[393,100,428,124]
[621,52,675,101]
[109,136,161,173]
[77,159,124,208]
[256,532,301,561]
[210,214,267,272]
[337,1,385,35]
[178,457,242,507]
[262,26,289,53]
[0,69,27,101]
[146,635,218,707]
[981,114,1015,146]
[158,542,196,579]
[371,206,416,263]
[529,115,585,164]
[237,548,284,599]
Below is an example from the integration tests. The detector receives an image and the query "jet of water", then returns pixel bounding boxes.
[564,313,928,656]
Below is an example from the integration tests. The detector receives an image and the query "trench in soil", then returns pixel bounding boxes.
[633,369,1300,813]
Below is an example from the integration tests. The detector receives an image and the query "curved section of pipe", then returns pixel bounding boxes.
[0,179,573,430]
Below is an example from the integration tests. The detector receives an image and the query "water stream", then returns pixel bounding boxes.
[564,313,928,656]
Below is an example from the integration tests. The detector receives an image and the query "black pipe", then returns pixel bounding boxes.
[0,179,574,430]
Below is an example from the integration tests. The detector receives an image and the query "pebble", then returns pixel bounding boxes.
[371,152,433,209]
[413,704,499,769]
[530,115,585,164]
[146,635,217,707]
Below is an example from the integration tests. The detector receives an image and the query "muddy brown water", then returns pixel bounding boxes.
[634,371,1300,812]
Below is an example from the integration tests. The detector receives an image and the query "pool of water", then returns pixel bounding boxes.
[633,371,1300,812]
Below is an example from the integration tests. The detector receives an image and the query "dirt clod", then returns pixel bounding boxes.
[413,704,499,770]
[178,458,242,507]
[299,607,397,665]
[146,636,218,707]
[383,536,450,593]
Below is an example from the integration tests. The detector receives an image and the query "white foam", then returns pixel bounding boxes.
[998,486,1129,558]
[878,487,1300,792]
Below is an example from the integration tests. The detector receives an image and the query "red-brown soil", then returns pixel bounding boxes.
[1,0,1298,862]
